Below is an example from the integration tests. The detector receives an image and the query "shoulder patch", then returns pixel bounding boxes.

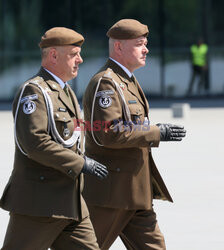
[20,94,38,104]
[99,95,112,108]
[22,100,36,114]
[96,89,114,109]
[21,94,38,115]
[96,90,114,97]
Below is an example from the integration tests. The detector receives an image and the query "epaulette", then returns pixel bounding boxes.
[103,68,113,79]
[29,76,44,85]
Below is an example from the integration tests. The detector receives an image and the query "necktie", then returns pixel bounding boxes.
[131,75,137,86]
[63,85,72,104]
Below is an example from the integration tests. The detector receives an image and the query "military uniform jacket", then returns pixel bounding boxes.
[83,59,173,210]
[0,67,88,220]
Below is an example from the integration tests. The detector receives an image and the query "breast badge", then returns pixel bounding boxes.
[63,128,70,137]
[119,82,125,90]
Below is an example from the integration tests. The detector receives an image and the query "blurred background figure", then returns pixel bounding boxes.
[187,38,208,96]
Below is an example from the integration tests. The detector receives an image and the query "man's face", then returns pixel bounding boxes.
[120,36,148,72]
[56,45,83,82]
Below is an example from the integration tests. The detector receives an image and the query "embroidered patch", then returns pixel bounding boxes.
[20,94,38,103]
[99,96,112,108]
[23,100,36,114]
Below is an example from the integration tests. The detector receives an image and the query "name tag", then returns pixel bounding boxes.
[58,107,67,112]
[128,100,137,104]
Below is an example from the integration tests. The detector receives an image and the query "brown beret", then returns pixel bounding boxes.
[106,19,148,40]
[39,27,84,48]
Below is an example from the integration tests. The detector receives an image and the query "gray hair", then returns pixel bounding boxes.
[109,38,120,55]
[40,47,51,59]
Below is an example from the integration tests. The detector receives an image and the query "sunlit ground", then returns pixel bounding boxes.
[0,106,224,249]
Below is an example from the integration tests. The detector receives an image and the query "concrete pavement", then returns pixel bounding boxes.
[0,107,224,249]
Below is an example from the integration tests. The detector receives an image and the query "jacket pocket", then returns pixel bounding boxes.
[128,104,145,124]
[54,112,73,138]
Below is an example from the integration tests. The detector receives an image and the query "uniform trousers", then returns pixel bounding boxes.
[88,205,166,250]
[1,212,99,250]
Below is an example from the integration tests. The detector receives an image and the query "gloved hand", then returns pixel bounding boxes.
[82,156,108,179]
[156,123,186,141]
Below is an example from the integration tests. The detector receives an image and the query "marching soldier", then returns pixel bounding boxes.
[0,27,108,250]
[83,19,186,249]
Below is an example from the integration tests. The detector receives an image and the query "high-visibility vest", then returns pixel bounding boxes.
[190,44,208,66]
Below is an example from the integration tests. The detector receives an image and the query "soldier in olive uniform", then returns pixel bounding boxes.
[83,19,186,249]
[0,27,108,250]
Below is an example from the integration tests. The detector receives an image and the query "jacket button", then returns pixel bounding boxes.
[40,176,45,181]
[68,169,73,175]
[116,168,120,172]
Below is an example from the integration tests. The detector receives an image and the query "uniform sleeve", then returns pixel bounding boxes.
[14,84,84,179]
[91,78,160,149]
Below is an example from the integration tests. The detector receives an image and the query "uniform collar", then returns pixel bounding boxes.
[43,68,67,89]
[109,57,133,78]
[39,67,76,115]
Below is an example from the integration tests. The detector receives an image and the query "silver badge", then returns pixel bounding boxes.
[96,90,114,97]
[23,100,36,114]
[21,94,38,103]
[99,95,112,108]
[63,128,70,137]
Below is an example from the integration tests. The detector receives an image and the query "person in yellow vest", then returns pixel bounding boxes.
[187,38,208,95]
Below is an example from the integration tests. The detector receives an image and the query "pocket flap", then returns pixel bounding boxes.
[128,104,144,116]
